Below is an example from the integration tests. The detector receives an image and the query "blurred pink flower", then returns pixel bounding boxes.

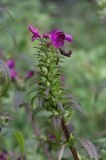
[10,69,17,80]
[60,74,65,82]
[6,59,15,69]
[0,151,8,160]
[26,70,34,79]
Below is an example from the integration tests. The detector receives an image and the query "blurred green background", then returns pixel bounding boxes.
[0,0,106,159]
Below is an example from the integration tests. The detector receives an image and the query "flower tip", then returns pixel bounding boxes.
[28,24,32,31]
[32,36,36,41]
[28,24,39,33]
[28,24,41,41]
[42,32,49,39]
[65,34,73,42]
[70,35,73,41]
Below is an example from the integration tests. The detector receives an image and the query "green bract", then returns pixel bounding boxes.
[28,39,65,115]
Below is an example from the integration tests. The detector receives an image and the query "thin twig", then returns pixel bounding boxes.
[23,103,52,160]
[58,145,65,160]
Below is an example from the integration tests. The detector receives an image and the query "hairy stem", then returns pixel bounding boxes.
[24,103,52,160]
[61,118,79,160]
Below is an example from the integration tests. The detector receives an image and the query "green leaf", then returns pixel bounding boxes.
[14,131,25,156]
[95,138,106,150]
[32,107,44,119]
[95,78,106,102]
[0,60,10,97]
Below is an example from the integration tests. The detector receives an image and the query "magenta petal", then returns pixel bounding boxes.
[26,70,34,78]
[32,35,36,41]
[42,32,49,39]
[52,40,64,47]
[50,30,65,47]
[10,69,17,80]
[6,59,15,69]
[28,24,41,41]
[28,25,39,34]
[65,34,73,42]
[28,25,34,32]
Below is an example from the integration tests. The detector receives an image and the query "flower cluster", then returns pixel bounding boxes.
[6,59,34,81]
[6,59,17,80]
[28,25,73,47]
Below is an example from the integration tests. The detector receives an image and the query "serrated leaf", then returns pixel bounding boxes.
[14,131,25,156]
[64,93,81,105]
[58,103,64,113]
[65,101,83,113]
[78,138,99,160]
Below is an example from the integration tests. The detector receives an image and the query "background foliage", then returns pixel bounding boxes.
[0,0,106,159]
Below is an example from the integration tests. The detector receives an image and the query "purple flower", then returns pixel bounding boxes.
[42,32,49,39]
[28,25,41,41]
[6,59,15,69]
[49,134,56,142]
[10,69,17,80]
[60,74,65,82]
[0,153,6,160]
[0,151,8,160]
[50,30,73,47]
[26,70,34,79]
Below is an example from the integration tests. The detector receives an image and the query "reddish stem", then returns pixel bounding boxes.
[61,118,79,160]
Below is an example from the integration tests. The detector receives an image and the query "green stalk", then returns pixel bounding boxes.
[32,39,79,160]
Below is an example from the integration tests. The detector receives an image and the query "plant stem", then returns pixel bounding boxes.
[24,103,52,160]
[61,118,79,160]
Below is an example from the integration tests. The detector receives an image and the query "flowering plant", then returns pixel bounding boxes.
[0,25,99,160]
[26,25,99,160]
